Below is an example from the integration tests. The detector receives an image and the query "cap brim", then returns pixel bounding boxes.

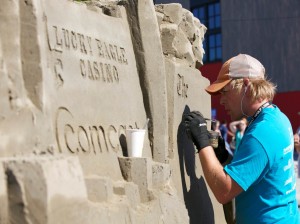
[205,79,232,95]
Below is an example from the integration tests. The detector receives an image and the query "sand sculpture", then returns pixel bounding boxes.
[0,0,226,223]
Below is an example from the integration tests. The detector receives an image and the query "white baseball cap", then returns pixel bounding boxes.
[205,54,265,95]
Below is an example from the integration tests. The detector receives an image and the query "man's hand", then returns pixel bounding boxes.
[183,111,210,152]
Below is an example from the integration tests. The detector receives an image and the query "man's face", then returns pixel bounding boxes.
[219,82,243,121]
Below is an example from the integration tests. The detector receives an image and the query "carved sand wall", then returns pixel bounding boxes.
[0,0,226,223]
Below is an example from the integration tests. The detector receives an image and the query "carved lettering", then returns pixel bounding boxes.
[106,64,113,82]
[63,28,70,49]
[112,66,119,82]
[98,126,109,153]
[89,126,98,154]
[78,126,90,153]
[56,107,71,153]
[77,33,87,54]
[95,38,105,58]
[80,59,86,78]
[95,38,127,64]
[48,25,128,61]
[71,31,78,50]
[120,47,128,64]
[54,59,64,87]
[87,60,95,80]
[108,125,119,152]
[53,26,63,52]
[55,107,138,155]
[177,74,188,98]
[64,124,77,153]
[104,42,111,60]
[79,59,119,83]
[99,62,106,82]
[47,25,128,83]
[115,45,122,63]
[87,36,93,56]
[109,44,116,61]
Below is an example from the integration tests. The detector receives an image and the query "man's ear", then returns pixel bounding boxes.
[243,78,250,86]
[243,78,250,92]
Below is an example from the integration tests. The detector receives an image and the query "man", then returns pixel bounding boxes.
[184,54,299,223]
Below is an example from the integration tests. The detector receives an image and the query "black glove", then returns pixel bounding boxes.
[214,135,229,164]
[183,111,210,152]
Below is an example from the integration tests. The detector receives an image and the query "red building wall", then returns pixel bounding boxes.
[273,92,300,133]
[200,63,300,133]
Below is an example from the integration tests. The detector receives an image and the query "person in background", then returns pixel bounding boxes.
[294,127,300,177]
[219,120,233,152]
[184,54,299,223]
[229,118,247,153]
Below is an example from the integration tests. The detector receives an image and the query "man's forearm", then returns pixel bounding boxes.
[198,146,242,204]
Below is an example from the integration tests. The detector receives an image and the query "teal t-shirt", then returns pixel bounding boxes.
[225,105,299,223]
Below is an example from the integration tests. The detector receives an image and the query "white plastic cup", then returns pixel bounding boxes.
[126,129,146,157]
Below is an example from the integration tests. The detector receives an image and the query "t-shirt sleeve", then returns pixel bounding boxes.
[224,136,269,191]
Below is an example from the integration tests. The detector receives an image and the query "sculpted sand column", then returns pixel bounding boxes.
[155,3,226,223]
[125,0,169,163]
